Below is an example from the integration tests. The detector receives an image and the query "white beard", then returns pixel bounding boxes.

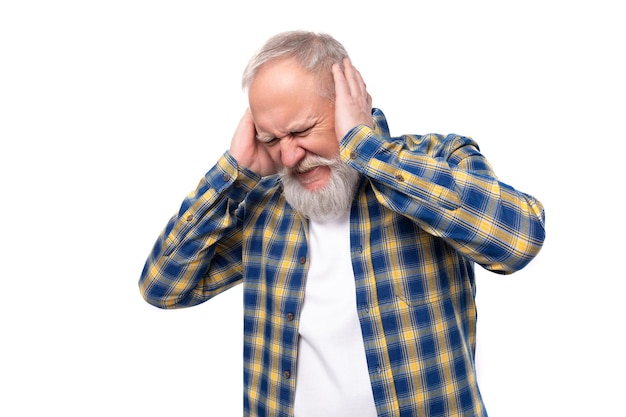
[280,155,360,222]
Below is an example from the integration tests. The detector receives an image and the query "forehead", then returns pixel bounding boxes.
[248,58,331,136]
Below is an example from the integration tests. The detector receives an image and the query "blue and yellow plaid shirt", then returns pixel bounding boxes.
[139,108,546,417]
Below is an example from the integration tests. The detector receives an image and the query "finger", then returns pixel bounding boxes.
[342,58,367,99]
[332,62,350,100]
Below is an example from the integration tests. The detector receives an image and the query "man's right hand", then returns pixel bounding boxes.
[229,109,277,177]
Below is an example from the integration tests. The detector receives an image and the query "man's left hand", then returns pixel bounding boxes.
[332,58,373,141]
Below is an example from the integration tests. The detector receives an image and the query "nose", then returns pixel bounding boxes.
[279,136,305,168]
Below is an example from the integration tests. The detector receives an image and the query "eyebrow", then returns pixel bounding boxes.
[255,133,276,143]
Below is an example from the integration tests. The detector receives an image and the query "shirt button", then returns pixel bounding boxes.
[395,174,404,182]
[286,312,295,321]
[350,151,358,160]
[283,370,291,379]
[222,173,231,182]
[185,214,193,222]
[299,256,306,265]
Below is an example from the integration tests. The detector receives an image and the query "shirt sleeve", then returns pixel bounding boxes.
[138,152,261,308]
[340,114,546,274]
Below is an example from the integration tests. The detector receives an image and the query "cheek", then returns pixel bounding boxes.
[266,146,283,166]
[308,132,340,157]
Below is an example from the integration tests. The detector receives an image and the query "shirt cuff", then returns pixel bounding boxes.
[339,124,381,168]
[211,152,262,202]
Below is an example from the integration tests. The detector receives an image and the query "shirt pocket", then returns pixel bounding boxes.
[392,270,451,307]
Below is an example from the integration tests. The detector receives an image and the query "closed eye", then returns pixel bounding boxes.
[290,127,313,137]
[256,126,313,145]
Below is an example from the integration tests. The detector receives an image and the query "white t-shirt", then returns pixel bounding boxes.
[293,212,378,417]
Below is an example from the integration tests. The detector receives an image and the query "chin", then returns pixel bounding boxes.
[280,160,361,222]
[300,177,331,192]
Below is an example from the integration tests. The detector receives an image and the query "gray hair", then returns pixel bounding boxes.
[241,31,349,100]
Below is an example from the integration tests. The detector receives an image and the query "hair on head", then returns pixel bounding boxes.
[242,30,349,100]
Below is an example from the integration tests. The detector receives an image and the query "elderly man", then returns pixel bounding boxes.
[139,30,545,417]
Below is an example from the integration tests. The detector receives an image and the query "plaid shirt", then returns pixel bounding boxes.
[139,108,546,417]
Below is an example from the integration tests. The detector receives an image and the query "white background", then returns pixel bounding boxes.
[1,1,624,416]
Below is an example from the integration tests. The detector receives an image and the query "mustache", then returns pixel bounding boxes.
[284,155,340,175]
